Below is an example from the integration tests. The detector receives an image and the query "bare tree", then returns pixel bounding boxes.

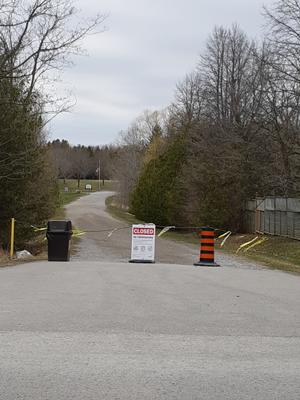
[170,72,204,131]
[0,0,106,103]
[262,1,300,193]
[260,53,300,194]
[118,109,168,148]
[264,0,300,84]
[198,25,262,131]
[49,139,72,182]
[69,147,91,188]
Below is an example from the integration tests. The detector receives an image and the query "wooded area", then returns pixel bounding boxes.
[114,0,300,232]
[48,140,115,187]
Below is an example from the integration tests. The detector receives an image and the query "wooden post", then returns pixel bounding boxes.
[10,218,15,258]
[98,159,101,191]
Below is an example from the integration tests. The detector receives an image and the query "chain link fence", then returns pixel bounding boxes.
[244,198,300,240]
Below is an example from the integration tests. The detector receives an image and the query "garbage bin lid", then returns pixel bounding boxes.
[47,220,72,233]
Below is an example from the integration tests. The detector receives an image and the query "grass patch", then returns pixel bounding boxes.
[217,234,300,274]
[105,195,141,225]
[161,230,199,244]
[60,191,87,206]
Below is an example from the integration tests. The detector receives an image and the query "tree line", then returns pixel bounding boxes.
[115,0,300,231]
[0,0,104,247]
[48,139,115,187]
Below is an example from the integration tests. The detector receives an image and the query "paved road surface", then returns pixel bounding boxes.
[0,193,300,399]
[0,261,300,399]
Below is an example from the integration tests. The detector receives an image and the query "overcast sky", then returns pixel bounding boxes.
[49,0,274,146]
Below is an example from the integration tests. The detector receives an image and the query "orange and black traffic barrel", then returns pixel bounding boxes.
[194,227,220,267]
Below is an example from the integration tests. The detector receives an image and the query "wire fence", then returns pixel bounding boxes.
[244,197,300,240]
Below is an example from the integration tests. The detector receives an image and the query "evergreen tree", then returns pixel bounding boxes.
[130,134,186,226]
[0,77,59,247]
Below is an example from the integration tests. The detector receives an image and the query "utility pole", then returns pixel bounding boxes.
[98,159,101,191]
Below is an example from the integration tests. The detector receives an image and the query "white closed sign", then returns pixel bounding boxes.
[130,224,156,263]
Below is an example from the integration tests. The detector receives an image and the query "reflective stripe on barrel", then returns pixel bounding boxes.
[200,253,215,260]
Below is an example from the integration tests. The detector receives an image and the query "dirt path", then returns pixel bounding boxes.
[65,192,263,269]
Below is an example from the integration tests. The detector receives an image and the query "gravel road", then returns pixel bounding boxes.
[65,191,263,269]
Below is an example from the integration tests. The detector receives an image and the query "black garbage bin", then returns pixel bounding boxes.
[47,220,73,261]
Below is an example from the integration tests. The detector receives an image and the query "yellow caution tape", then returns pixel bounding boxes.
[158,226,176,237]
[72,229,86,237]
[31,225,47,232]
[218,231,231,239]
[107,228,118,239]
[31,226,85,237]
[218,231,232,247]
[243,237,268,252]
[236,236,259,254]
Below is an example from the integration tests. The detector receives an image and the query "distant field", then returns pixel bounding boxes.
[58,179,117,193]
